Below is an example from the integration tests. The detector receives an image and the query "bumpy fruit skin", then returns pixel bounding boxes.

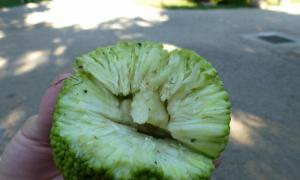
[50,41,231,180]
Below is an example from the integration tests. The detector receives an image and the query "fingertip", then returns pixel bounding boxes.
[32,73,71,141]
[50,73,72,87]
[40,73,72,119]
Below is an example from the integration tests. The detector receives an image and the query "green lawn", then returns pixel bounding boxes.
[263,0,300,5]
[0,0,47,8]
[136,0,250,9]
[136,0,200,9]
[0,0,24,8]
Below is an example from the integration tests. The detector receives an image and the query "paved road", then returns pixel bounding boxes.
[0,0,300,179]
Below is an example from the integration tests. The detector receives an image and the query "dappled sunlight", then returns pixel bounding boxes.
[243,47,255,53]
[260,3,300,15]
[0,8,10,13]
[100,18,162,30]
[14,50,50,75]
[0,56,8,79]
[0,108,26,137]
[135,20,155,27]
[52,38,62,44]
[116,32,144,39]
[53,45,67,56]
[0,56,7,70]
[25,2,42,9]
[230,110,266,146]
[0,46,69,79]
[25,0,168,29]
[0,30,5,39]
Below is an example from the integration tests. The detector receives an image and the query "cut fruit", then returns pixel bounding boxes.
[51,41,231,179]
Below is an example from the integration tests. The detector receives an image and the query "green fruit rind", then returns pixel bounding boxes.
[51,41,231,179]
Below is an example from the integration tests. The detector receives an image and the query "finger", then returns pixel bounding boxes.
[21,73,71,142]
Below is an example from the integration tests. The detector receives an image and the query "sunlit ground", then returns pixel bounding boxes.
[260,2,300,15]
[0,0,168,80]
[0,108,26,137]
[0,30,5,39]
[230,110,266,146]
[25,0,168,29]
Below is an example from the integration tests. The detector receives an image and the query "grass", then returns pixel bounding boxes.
[263,0,300,5]
[0,0,47,8]
[264,0,280,5]
[136,0,200,9]
[0,0,24,8]
[136,0,250,9]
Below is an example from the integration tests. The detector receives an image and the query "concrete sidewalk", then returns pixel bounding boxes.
[0,0,300,179]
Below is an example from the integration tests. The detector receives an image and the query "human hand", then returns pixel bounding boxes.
[0,73,71,180]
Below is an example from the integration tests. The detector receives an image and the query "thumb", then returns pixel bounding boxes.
[21,73,71,143]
